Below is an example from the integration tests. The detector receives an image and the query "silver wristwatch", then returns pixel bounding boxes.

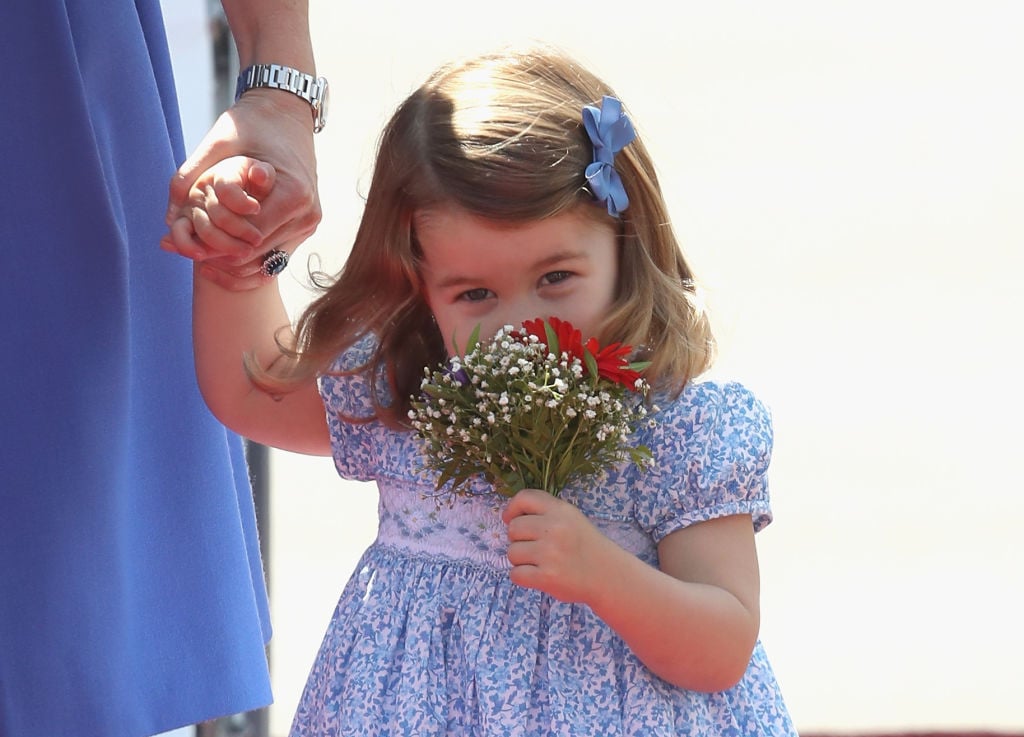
[235,63,329,133]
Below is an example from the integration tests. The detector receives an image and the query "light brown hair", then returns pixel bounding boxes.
[263,46,715,426]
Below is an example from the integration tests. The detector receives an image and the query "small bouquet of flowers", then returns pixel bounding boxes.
[408,317,656,499]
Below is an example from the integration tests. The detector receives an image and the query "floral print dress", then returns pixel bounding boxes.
[291,340,796,736]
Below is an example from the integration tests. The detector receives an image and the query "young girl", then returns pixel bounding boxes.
[184,46,796,736]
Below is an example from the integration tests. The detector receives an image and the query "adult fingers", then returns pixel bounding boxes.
[165,112,237,224]
[247,174,320,251]
[196,254,276,292]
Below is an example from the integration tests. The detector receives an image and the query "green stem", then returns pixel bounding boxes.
[542,415,585,494]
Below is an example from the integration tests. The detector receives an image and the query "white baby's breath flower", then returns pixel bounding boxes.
[409,318,654,499]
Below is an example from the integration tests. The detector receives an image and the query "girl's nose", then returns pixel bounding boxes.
[494,297,545,334]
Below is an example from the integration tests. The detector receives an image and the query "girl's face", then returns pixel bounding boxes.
[416,205,619,354]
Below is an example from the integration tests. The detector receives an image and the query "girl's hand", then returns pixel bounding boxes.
[161,156,287,290]
[161,156,272,260]
[502,489,611,603]
[161,89,321,290]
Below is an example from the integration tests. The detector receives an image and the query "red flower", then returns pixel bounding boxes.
[520,317,645,391]
[520,316,585,360]
[588,339,644,389]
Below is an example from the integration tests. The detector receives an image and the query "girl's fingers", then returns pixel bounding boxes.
[507,539,551,568]
[506,515,529,541]
[170,156,275,256]
[160,216,209,261]
[245,160,276,200]
[211,177,261,217]
[194,182,262,249]
[501,488,554,524]
[191,204,257,260]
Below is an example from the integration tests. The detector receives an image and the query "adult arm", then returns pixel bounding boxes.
[161,0,321,289]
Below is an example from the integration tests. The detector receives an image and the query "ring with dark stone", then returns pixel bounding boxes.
[259,249,289,278]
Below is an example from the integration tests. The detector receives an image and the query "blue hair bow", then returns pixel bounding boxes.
[582,95,636,217]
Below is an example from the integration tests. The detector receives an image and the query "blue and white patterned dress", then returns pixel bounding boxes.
[293,340,796,736]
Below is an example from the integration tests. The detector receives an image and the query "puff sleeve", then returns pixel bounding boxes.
[317,337,384,481]
[633,381,774,542]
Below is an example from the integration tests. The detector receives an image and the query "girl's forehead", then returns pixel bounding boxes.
[415,206,617,281]
[413,204,508,233]
[413,203,607,237]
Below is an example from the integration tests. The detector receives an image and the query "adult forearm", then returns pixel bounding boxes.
[221,0,315,70]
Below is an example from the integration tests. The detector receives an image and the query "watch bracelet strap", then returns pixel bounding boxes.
[235,63,323,104]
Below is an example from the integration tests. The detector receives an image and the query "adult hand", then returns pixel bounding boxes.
[161,156,282,288]
[161,89,321,290]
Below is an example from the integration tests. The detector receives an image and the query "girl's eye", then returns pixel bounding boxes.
[458,288,492,302]
[542,270,572,285]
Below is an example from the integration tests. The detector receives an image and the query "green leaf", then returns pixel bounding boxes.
[543,319,559,355]
[465,323,481,355]
[583,349,599,382]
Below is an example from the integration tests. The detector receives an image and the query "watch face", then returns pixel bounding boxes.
[314,77,329,133]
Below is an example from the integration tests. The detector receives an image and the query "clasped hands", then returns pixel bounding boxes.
[160,91,321,290]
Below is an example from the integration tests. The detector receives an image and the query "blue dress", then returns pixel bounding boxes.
[0,2,272,736]
[294,340,796,736]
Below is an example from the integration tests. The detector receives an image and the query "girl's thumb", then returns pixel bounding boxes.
[246,161,277,201]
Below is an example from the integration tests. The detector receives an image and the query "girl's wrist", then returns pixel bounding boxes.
[196,260,281,292]
[580,531,637,613]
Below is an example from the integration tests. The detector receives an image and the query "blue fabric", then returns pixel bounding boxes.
[583,95,636,217]
[0,2,273,736]
[294,339,796,736]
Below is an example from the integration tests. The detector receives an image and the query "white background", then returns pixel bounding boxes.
[167,2,1024,735]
